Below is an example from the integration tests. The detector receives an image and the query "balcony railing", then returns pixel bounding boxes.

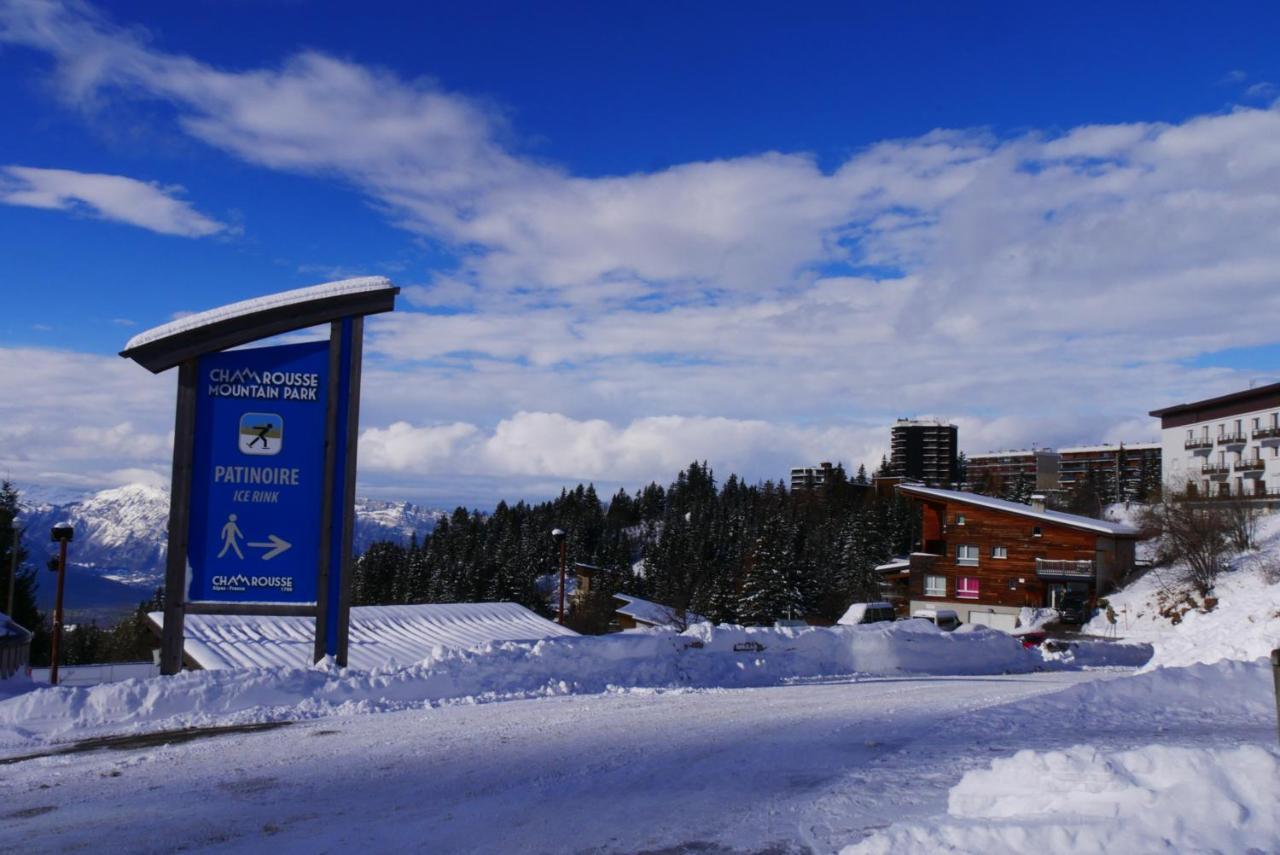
[1254,426,1280,441]
[1184,438,1213,450]
[1237,459,1266,477]
[1201,463,1230,476]
[1216,433,1246,445]
[1035,558,1095,579]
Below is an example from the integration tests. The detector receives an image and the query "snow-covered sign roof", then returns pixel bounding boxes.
[897,484,1142,537]
[148,602,577,671]
[613,594,705,628]
[121,277,399,373]
[0,612,32,642]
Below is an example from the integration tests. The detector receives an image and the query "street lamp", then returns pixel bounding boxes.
[551,528,567,625]
[49,522,73,687]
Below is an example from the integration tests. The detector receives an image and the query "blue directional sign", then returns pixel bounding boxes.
[187,341,332,604]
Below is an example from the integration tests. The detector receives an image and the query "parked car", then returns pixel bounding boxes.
[1057,594,1092,625]
[911,608,961,631]
[837,602,897,626]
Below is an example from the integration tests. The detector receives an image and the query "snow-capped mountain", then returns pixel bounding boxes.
[17,484,444,589]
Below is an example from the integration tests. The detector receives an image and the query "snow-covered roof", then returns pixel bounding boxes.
[124,277,394,351]
[875,558,911,573]
[897,485,1142,537]
[120,277,399,373]
[613,594,705,628]
[148,602,577,671]
[0,612,32,642]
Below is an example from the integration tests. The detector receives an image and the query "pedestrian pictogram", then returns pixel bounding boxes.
[218,513,245,559]
[239,412,283,455]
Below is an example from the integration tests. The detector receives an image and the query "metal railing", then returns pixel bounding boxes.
[1184,438,1214,450]
[1237,458,1266,472]
[1035,558,1095,578]
[1254,426,1280,441]
[1201,463,1230,475]
[1216,433,1246,445]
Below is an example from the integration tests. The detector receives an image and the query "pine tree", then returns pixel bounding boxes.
[1,481,48,664]
[738,513,803,625]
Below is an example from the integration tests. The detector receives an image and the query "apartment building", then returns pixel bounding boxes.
[790,462,835,491]
[1056,443,1162,497]
[965,449,1059,492]
[890,419,958,486]
[1150,381,1280,499]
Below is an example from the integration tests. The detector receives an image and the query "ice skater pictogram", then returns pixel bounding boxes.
[239,412,283,455]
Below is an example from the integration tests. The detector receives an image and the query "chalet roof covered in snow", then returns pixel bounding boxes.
[613,594,706,628]
[120,277,399,373]
[897,484,1141,537]
[147,602,577,671]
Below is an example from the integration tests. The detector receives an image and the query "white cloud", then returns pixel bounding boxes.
[2,2,1277,504]
[0,165,225,236]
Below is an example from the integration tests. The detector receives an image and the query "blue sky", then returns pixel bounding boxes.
[3,0,1280,504]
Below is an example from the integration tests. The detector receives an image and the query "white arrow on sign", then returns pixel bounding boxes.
[247,534,292,561]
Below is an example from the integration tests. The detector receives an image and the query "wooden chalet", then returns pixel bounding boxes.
[895,484,1141,630]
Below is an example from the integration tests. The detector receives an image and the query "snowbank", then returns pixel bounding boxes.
[844,743,1280,854]
[0,621,1042,750]
[1038,637,1153,669]
[1085,557,1280,672]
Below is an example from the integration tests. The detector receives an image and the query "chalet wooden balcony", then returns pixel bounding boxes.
[1201,463,1231,476]
[1216,433,1246,446]
[1184,437,1213,451]
[1035,558,1095,580]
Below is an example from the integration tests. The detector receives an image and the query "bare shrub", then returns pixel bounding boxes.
[1137,498,1233,596]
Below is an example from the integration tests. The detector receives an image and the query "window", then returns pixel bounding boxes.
[956,544,979,566]
[957,576,979,599]
[955,513,966,526]
[1252,417,1261,431]
[1007,578,1017,590]
[924,575,946,597]
[992,546,1008,559]
[1186,429,1193,441]
[1032,526,1042,538]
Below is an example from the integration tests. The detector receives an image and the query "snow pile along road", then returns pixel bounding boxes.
[0,620,1087,750]
[844,743,1280,854]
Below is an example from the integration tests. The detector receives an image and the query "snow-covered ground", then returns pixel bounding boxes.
[1085,509,1280,670]
[0,620,1147,752]
[0,659,1272,854]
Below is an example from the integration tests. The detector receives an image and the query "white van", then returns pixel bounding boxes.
[837,602,897,625]
[911,608,961,631]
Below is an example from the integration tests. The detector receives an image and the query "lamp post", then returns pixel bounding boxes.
[49,523,73,687]
[6,520,18,617]
[551,528,567,625]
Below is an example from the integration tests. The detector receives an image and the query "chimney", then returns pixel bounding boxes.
[1030,494,1046,513]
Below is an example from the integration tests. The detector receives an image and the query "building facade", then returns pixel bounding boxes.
[897,484,1140,630]
[790,462,835,491]
[890,419,958,486]
[1056,443,1162,498]
[1150,382,1280,500]
[965,449,1059,492]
